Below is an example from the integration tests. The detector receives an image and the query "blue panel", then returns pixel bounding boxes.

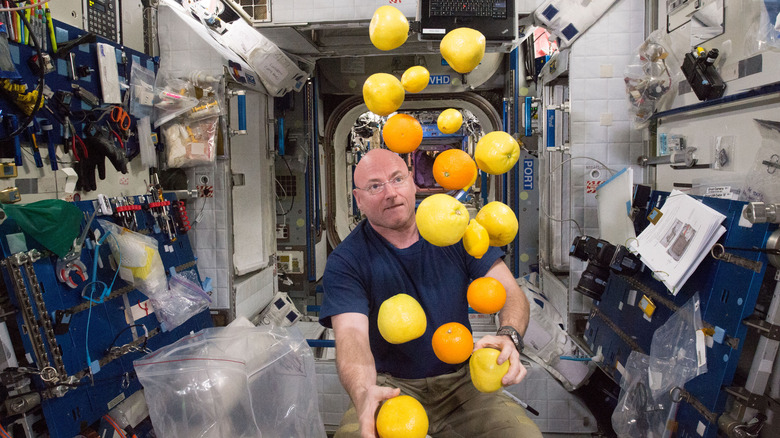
[584,192,774,438]
[546,109,556,148]
[0,194,211,438]
[541,5,559,20]
[562,24,579,40]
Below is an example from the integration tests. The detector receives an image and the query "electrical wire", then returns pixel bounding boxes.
[276,155,295,216]
[0,1,45,142]
[102,414,127,438]
[0,422,11,438]
[540,156,616,236]
[106,323,148,353]
[0,0,56,12]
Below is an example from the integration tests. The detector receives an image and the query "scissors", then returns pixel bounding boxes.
[110,106,131,131]
[56,210,96,288]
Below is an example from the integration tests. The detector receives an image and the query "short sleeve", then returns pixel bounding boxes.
[466,245,504,279]
[319,250,370,328]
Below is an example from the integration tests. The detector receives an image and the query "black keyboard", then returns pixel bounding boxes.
[429,1,507,19]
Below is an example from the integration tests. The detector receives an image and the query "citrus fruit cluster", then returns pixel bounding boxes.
[366,7,522,257]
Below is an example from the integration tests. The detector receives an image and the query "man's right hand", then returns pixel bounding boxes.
[355,384,401,437]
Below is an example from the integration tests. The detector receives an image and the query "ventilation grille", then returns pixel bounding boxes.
[277,175,296,198]
[236,0,271,22]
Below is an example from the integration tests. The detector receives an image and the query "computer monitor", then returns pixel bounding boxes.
[418,0,517,41]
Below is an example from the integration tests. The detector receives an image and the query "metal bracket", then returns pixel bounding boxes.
[724,386,769,411]
[742,317,780,341]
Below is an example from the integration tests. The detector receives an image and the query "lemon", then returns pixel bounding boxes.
[401,66,430,93]
[369,6,409,51]
[415,194,469,247]
[437,109,463,134]
[474,131,520,175]
[462,219,489,259]
[376,395,429,438]
[440,28,486,74]
[469,348,509,393]
[363,73,405,116]
[475,202,518,247]
[377,294,427,344]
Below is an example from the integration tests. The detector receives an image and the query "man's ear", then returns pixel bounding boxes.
[353,189,363,211]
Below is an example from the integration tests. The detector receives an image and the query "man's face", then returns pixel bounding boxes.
[353,150,417,232]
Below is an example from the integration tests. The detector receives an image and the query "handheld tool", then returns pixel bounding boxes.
[27,120,43,168]
[6,114,22,166]
[40,120,57,170]
[56,210,96,288]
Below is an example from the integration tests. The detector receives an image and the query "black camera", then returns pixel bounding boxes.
[569,236,642,300]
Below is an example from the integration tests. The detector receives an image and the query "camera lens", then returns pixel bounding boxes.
[575,262,611,300]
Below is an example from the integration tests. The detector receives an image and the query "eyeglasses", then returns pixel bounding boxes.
[357,172,410,195]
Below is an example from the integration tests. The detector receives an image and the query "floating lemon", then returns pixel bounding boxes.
[437,109,463,134]
[402,66,430,93]
[415,194,469,247]
[369,6,409,51]
[462,219,489,259]
[440,28,486,74]
[363,73,405,116]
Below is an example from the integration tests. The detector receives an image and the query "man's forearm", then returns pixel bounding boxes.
[335,327,378,402]
[498,283,530,336]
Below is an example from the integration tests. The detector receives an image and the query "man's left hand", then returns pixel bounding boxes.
[474,334,528,387]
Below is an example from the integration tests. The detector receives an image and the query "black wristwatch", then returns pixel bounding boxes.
[496,326,524,353]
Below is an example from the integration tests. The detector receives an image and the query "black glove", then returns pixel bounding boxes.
[76,130,129,192]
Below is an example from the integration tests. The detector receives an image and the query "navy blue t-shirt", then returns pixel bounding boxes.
[320,220,503,379]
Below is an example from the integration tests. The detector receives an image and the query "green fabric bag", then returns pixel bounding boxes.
[2,200,83,257]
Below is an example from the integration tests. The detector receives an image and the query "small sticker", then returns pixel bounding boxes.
[618,302,624,311]
[648,208,663,224]
[626,289,637,306]
[638,295,656,317]
[696,421,706,436]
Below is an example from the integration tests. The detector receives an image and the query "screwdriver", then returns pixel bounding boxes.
[27,120,43,168]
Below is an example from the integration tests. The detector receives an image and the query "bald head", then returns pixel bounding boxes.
[353,148,407,188]
[352,148,417,237]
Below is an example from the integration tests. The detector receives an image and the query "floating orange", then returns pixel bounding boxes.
[383,114,423,154]
[432,149,477,190]
[467,277,506,314]
[432,322,473,364]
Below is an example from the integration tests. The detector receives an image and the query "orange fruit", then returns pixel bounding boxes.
[432,149,477,191]
[432,322,473,364]
[383,114,423,154]
[467,277,506,314]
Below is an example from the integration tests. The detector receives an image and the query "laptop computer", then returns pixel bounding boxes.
[418,0,517,41]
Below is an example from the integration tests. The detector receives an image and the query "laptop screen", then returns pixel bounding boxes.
[419,0,516,41]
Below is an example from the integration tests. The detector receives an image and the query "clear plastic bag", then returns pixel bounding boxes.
[624,30,682,129]
[129,63,156,119]
[612,351,669,438]
[163,116,219,168]
[134,325,326,438]
[97,219,167,298]
[648,292,707,401]
[153,72,199,128]
[151,272,211,332]
[740,119,780,203]
[745,0,780,54]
